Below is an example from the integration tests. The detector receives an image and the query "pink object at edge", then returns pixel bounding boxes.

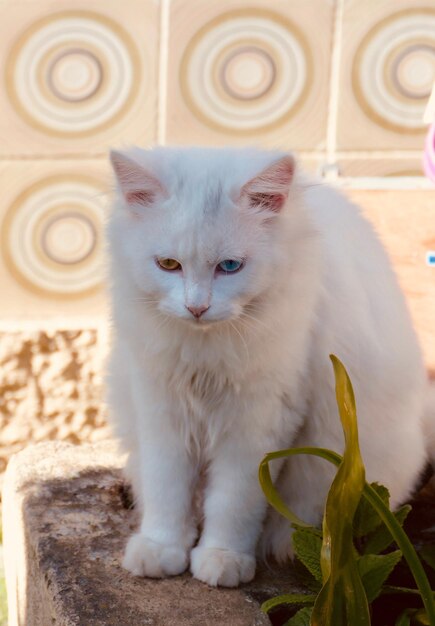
[423,123,435,182]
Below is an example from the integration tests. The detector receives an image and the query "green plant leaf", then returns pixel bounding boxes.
[360,484,435,624]
[397,609,431,626]
[353,482,390,537]
[364,504,412,555]
[259,355,435,625]
[261,593,316,614]
[258,449,313,528]
[292,527,323,583]
[358,550,402,602]
[259,447,342,529]
[260,447,435,623]
[413,609,430,625]
[284,606,313,626]
[310,355,370,626]
[382,585,429,596]
[420,546,435,572]
[396,611,412,626]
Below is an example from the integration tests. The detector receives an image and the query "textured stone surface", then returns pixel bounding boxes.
[4,442,435,626]
[3,441,299,626]
[0,331,110,489]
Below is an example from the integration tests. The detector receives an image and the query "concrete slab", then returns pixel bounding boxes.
[2,441,298,626]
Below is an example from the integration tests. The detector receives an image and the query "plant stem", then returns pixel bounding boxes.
[362,482,435,626]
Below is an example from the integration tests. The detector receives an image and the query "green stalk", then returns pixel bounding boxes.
[362,481,435,625]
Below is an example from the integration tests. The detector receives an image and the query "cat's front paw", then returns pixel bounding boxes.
[122,533,188,578]
[190,546,255,587]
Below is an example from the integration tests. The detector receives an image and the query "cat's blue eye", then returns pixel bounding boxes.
[217,259,243,273]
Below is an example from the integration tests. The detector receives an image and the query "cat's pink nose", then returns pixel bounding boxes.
[186,304,210,319]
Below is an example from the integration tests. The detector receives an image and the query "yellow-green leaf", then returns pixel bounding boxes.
[396,611,412,626]
[285,606,313,626]
[310,355,370,626]
[420,547,435,572]
[262,593,316,614]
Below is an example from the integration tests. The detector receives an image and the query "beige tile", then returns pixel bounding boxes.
[165,0,334,150]
[297,154,327,177]
[338,157,425,176]
[346,188,435,370]
[0,160,110,320]
[337,0,435,150]
[0,1,158,157]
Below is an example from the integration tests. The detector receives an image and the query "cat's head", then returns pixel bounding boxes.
[109,147,304,328]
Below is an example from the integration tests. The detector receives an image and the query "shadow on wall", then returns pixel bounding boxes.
[0,330,109,490]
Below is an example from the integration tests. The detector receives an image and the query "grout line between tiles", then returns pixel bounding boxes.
[0,154,108,161]
[0,151,425,164]
[335,150,425,159]
[0,151,424,162]
[325,0,344,167]
[335,176,433,189]
[296,150,428,160]
[157,0,170,145]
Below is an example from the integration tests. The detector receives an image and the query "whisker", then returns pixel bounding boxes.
[238,318,266,339]
[240,311,270,331]
[236,318,261,343]
[229,320,250,363]
[150,313,172,334]
[239,312,282,343]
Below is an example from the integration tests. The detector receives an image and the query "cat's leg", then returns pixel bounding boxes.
[107,339,144,512]
[122,369,197,578]
[190,402,299,587]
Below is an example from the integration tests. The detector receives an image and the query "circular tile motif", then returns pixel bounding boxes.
[180,9,311,133]
[6,11,140,136]
[47,49,103,103]
[41,212,97,265]
[221,46,276,101]
[353,9,435,132]
[2,176,105,296]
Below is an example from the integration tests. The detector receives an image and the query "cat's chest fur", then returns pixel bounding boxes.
[141,324,305,449]
[158,333,246,411]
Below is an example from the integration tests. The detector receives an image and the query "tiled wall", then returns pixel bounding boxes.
[0,0,434,323]
[0,0,433,470]
[337,1,435,174]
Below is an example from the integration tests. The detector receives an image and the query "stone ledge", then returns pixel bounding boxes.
[3,442,298,626]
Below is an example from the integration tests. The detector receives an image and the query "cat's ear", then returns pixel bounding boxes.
[110,150,166,210]
[240,155,295,214]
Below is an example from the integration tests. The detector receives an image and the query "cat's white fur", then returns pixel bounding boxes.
[107,146,431,588]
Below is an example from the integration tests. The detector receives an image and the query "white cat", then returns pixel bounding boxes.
[106,146,431,588]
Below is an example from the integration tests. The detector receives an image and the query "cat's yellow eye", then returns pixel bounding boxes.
[157,258,182,271]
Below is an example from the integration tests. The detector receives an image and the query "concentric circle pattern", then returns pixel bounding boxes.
[3,177,105,296]
[353,9,435,132]
[6,11,139,136]
[180,10,311,132]
[47,49,103,103]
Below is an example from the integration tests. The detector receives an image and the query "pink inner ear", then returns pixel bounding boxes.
[241,156,295,214]
[247,191,287,212]
[126,189,156,206]
[110,150,165,208]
